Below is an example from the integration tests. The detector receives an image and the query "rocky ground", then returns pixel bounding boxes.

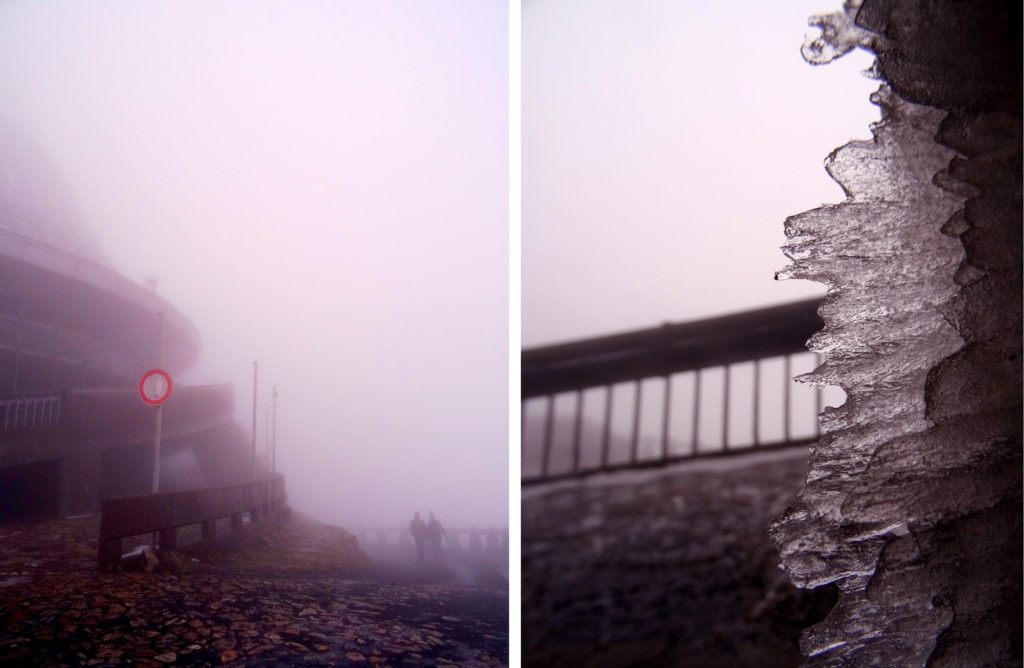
[522,446,836,668]
[0,513,508,666]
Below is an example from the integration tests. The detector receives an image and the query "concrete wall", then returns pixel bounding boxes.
[0,384,248,520]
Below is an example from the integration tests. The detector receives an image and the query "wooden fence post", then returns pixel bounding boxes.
[159,527,177,550]
[97,537,122,571]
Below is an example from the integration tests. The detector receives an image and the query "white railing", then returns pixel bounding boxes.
[0,395,62,433]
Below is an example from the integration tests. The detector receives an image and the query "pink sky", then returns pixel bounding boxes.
[0,0,508,528]
[524,0,879,345]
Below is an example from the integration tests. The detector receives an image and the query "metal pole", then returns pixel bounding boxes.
[265,402,269,467]
[152,311,165,494]
[541,395,554,478]
[630,380,642,463]
[151,311,165,549]
[272,386,277,474]
[251,361,258,481]
[571,390,583,474]
[753,359,761,447]
[661,375,671,461]
[691,370,702,454]
[601,385,613,469]
[722,365,731,451]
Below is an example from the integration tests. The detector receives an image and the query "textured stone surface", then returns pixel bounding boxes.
[770,2,1021,665]
[523,449,836,667]
[0,513,508,666]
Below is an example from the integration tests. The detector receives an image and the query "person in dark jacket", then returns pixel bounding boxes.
[409,512,428,561]
[427,512,447,561]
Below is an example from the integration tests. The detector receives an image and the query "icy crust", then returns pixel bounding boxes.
[801,0,874,66]
[769,85,965,666]
[771,3,1022,666]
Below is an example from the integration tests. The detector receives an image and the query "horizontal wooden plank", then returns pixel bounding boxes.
[99,474,286,540]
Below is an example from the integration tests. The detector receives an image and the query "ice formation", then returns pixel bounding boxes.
[770,1,1022,665]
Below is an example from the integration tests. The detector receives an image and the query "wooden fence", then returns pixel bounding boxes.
[97,474,286,570]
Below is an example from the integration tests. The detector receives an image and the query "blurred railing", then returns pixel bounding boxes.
[522,298,825,485]
[0,394,62,433]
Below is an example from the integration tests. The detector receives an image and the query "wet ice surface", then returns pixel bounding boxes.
[801,0,874,66]
[770,2,1022,666]
[772,4,962,666]
[771,88,964,666]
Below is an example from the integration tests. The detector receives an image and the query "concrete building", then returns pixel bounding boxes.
[0,130,257,521]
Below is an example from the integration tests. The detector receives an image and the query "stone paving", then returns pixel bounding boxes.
[0,514,508,666]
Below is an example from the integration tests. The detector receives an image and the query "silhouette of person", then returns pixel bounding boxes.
[409,512,428,561]
[427,512,447,561]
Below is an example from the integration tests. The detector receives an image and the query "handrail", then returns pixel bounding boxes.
[0,394,62,433]
[523,299,823,397]
[97,474,287,570]
[522,298,825,484]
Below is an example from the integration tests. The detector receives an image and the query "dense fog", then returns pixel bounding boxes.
[524,0,879,346]
[520,1,879,463]
[0,1,508,530]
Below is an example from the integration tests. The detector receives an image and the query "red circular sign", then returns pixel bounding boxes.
[139,369,173,406]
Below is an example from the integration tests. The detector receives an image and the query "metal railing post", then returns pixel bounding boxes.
[571,390,583,474]
[661,375,671,461]
[630,380,642,464]
[541,395,554,477]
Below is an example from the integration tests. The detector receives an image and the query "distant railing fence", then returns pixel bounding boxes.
[521,299,827,485]
[356,527,509,553]
[97,474,287,570]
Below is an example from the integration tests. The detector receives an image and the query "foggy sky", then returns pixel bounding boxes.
[524,0,879,346]
[0,1,508,529]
